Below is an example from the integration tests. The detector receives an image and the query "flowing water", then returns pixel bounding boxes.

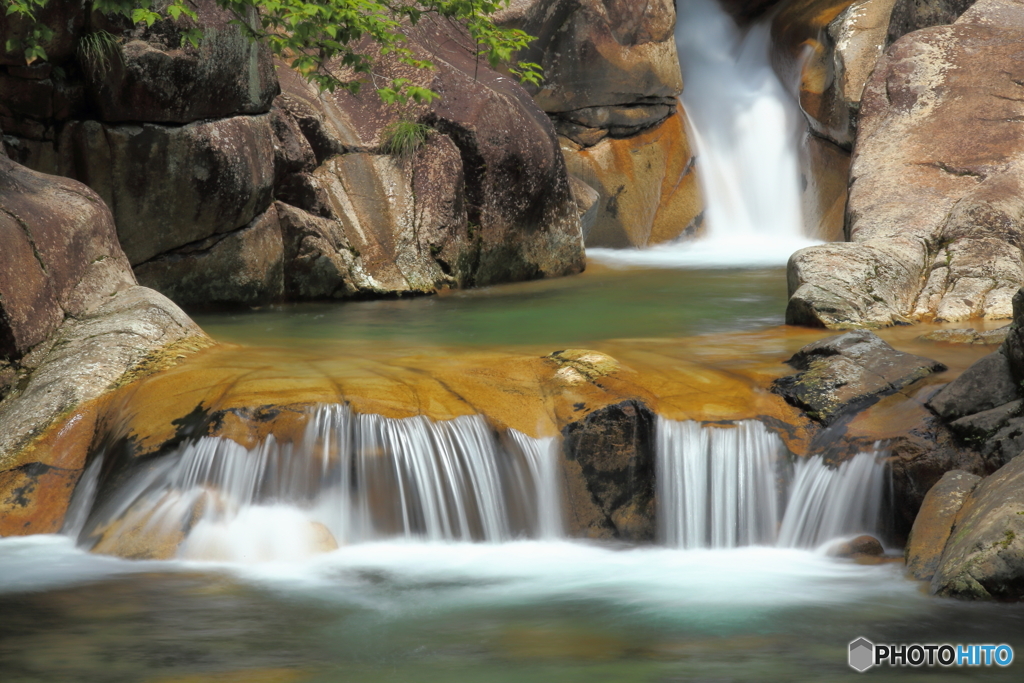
[3,2,1023,680]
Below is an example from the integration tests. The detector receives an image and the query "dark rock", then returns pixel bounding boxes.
[561,400,656,541]
[906,469,981,581]
[0,1,83,66]
[931,453,1024,600]
[829,534,885,557]
[719,0,787,24]
[927,351,1019,421]
[887,0,978,44]
[1002,288,1024,385]
[771,331,946,425]
[949,400,1023,442]
[985,418,1024,469]
[134,205,285,309]
[86,0,278,123]
[0,155,134,363]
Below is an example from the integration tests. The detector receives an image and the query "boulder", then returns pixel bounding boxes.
[927,352,1019,421]
[829,534,885,557]
[31,115,276,266]
[560,110,703,248]
[0,155,134,367]
[771,330,946,424]
[788,0,1024,327]
[917,327,1009,345]
[905,469,981,580]
[931,454,1024,600]
[561,400,656,541]
[493,0,683,113]
[86,2,278,124]
[134,205,285,308]
[269,19,585,296]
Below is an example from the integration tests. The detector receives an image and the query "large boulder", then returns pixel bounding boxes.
[931,454,1024,600]
[787,0,1024,328]
[771,330,946,425]
[267,19,585,297]
[495,0,703,247]
[0,155,134,371]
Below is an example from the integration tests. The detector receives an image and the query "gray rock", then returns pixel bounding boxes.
[927,352,1019,421]
[134,205,285,308]
[931,453,1024,600]
[888,0,979,43]
[0,155,134,365]
[950,400,1023,442]
[771,330,946,424]
[906,469,981,581]
[786,0,1024,328]
[985,418,1024,469]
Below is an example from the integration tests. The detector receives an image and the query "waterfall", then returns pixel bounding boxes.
[656,417,888,549]
[70,406,563,560]
[657,419,782,548]
[590,0,818,268]
[776,451,888,548]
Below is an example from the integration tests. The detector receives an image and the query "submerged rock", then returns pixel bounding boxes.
[771,330,945,425]
[828,534,885,558]
[931,454,1024,600]
[905,469,981,581]
[787,0,1024,328]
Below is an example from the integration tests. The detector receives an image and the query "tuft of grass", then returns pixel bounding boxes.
[381,119,431,160]
[77,30,123,76]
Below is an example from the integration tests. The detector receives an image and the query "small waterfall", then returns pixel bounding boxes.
[657,418,888,549]
[590,0,818,268]
[777,451,888,548]
[657,419,782,548]
[72,406,563,560]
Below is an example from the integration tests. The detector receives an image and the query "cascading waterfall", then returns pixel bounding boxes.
[590,0,818,268]
[656,417,889,550]
[66,405,563,561]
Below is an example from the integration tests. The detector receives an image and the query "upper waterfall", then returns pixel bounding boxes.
[590,0,819,268]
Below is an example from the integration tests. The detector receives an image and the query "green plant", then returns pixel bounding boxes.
[76,29,123,75]
[5,0,543,104]
[381,119,431,160]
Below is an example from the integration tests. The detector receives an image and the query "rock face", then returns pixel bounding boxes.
[905,469,980,580]
[561,400,656,541]
[264,20,585,298]
[931,454,1024,600]
[0,155,133,369]
[771,330,946,425]
[887,0,978,43]
[495,0,703,248]
[787,0,1024,328]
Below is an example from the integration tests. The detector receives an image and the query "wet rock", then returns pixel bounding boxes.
[771,330,946,425]
[906,469,981,580]
[931,454,1024,600]
[1002,289,1024,385]
[561,110,703,248]
[0,155,134,366]
[829,534,885,557]
[787,1,1024,327]
[134,205,285,309]
[568,176,601,239]
[86,1,278,124]
[917,327,1009,345]
[927,352,1019,421]
[561,400,656,541]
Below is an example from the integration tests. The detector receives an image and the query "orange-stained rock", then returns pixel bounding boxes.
[906,469,981,581]
[561,110,704,248]
[801,131,850,242]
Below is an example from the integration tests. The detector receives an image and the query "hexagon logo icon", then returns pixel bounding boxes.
[849,637,875,672]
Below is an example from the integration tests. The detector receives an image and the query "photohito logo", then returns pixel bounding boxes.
[849,638,1014,672]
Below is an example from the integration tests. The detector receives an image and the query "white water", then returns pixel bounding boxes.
[590,0,818,269]
[656,418,888,549]
[71,406,563,562]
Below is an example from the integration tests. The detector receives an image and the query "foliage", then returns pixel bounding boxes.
[4,0,543,104]
[76,29,123,75]
[381,118,432,159]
